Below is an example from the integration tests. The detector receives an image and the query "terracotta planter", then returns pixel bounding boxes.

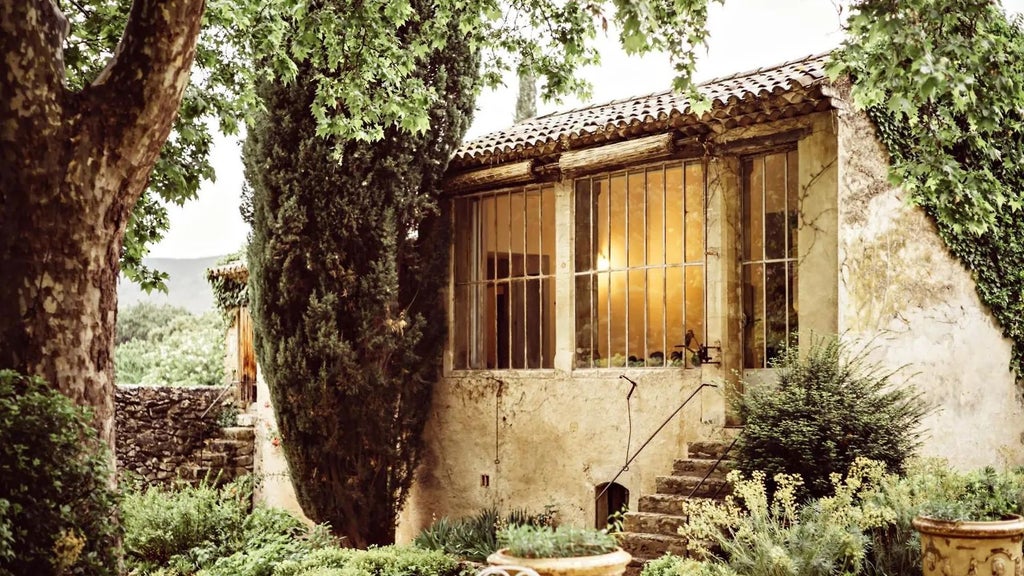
[912,514,1024,576]
[486,547,632,576]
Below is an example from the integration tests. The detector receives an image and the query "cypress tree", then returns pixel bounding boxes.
[243,3,478,546]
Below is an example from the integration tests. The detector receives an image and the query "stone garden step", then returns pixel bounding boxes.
[623,511,688,537]
[671,457,734,479]
[687,441,736,460]
[655,475,731,499]
[221,426,255,440]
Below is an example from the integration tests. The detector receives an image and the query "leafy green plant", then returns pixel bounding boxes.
[0,370,120,576]
[121,478,250,572]
[677,458,893,576]
[115,309,226,386]
[734,336,930,500]
[413,506,555,562]
[833,0,1024,385]
[272,545,465,576]
[496,524,619,558]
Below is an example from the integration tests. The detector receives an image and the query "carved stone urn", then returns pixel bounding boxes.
[912,514,1024,576]
[486,548,632,576]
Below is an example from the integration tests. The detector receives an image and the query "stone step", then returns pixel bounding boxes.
[623,511,687,537]
[221,426,255,440]
[236,412,257,427]
[637,493,724,515]
[206,438,254,455]
[617,532,688,560]
[672,458,734,479]
[687,441,736,460]
[655,475,730,499]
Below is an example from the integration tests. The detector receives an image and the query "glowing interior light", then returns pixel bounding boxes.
[596,253,610,271]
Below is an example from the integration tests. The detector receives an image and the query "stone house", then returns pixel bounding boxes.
[211,52,1024,548]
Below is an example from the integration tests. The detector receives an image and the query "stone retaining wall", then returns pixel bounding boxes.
[115,384,252,485]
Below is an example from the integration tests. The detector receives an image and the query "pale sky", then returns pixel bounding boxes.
[148,0,1022,258]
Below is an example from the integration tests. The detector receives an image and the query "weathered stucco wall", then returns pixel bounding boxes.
[837,104,1024,467]
[251,369,310,522]
[115,384,253,485]
[398,369,715,541]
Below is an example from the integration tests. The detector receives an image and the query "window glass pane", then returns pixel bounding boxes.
[597,271,609,366]
[542,277,555,369]
[510,192,526,276]
[743,264,765,368]
[454,197,473,284]
[646,168,665,265]
[525,278,541,368]
[685,265,704,367]
[628,171,646,268]
[597,177,609,272]
[685,162,704,263]
[788,150,799,260]
[628,269,645,365]
[542,186,556,274]
[765,262,787,364]
[575,179,592,272]
[608,270,627,366]
[493,193,510,279]
[665,266,685,366]
[744,158,763,261]
[646,268,665,367]
[575,274,594,368]
[764,153,786,260]
[609,174,627,269]
[488,283,500,368]
[526,190,541,274]
[453,283,470,369]
[509,280,525,368]
[665,165,684,264]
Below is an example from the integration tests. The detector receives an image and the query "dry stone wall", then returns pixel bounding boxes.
[116,384,254,485]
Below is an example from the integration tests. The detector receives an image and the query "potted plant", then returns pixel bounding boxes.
[911,469,1024,576]
[487,524,631,576]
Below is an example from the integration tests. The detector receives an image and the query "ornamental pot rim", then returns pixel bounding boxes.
[486,547,632,570]
[912,513,1024,539]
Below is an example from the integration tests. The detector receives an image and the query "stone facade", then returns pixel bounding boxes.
[115,384,254,485]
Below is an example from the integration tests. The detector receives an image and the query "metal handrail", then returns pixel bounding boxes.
[687,435,739,500]
[596,382,717,503]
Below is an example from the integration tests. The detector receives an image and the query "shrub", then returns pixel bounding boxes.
[201,507,336,576]
[272,546,465,576]
[0,370,120,576]
[734,336,930,500]
[413,506,555,561]
[121,478,250,573]
[115,309,226,386]
[496,524,619,558]
[677,458,892,576]
[860,460,1024,576]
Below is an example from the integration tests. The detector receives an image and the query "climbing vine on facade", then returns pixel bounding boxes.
[833,0,1024,382]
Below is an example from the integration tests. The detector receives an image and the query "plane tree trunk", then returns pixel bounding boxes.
[0,0,206,448]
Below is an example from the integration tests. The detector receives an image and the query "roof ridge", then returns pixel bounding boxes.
[527,51,833,124]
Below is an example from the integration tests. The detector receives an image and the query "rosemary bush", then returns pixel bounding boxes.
[414,506,555,562]
[497,524,619,559]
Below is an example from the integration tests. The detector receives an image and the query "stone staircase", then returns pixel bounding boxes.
[185,425,256,485]
[619,440,736,574]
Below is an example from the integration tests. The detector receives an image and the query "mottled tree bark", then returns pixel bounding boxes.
[0,0,205,449]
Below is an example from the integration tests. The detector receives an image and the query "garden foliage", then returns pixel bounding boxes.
[274,546,466,576]
[661,459,1024,576]
[244,0,478,547]
[121,477,334,576]
[734,337,929,500]
[0,370,120,576]
[834,0,1024,383]
[115,303,226,386]
[414,506,555,561]
[496,524,620,559]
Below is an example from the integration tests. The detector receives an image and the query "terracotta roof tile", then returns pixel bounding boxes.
[207,261,249,282]
[452,52,832,169]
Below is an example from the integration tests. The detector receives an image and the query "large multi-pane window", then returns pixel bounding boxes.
[452,186,556,369]
[574,161,705,368]
[742,150,799,368]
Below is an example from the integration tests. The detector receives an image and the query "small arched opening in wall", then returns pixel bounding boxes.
[594,482,629,530]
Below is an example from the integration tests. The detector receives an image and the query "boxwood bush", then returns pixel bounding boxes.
[0,370,120,576]
[734,337,930,500]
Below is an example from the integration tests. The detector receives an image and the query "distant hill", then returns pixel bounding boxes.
[117,256,224,314]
